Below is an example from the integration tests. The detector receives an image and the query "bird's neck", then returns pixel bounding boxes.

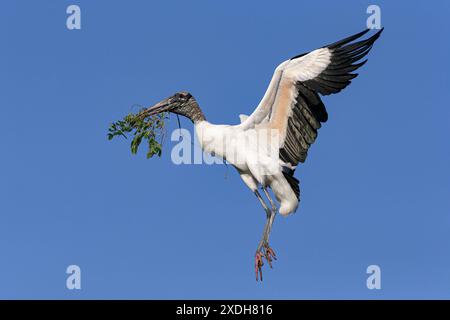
[190,105,206,124]
[194,121,230,161]
[174,97,206,124]
[175,96,229,161]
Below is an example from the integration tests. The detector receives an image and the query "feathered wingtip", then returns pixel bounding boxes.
[326,27,384,50]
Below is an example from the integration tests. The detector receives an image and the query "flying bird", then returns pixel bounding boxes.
[142,28,383,281]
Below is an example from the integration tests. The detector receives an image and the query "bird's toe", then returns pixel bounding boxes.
[255,252,264,281]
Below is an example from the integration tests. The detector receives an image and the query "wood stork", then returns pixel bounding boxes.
[143,28,383,280]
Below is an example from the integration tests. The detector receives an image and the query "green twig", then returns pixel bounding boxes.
[108,108,167,159]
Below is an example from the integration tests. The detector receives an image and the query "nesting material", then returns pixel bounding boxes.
[108,108,167,158]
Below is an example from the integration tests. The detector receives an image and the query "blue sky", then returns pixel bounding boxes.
[1,0,450,299]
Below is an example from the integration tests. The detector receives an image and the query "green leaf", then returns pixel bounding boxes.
[108,108,166,159]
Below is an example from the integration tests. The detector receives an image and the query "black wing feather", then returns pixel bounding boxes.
[280,28,383,170]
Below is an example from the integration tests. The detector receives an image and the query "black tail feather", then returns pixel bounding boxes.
[282,170,300,200]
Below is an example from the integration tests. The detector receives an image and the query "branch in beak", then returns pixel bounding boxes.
[141,98,171,118]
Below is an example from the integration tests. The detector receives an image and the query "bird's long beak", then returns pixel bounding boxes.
[143,97,171,117]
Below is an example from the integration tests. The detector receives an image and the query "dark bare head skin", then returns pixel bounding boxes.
[144,91,205,124]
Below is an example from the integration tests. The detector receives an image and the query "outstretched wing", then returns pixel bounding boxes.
[238,62,285,130]
[242,28,383,168]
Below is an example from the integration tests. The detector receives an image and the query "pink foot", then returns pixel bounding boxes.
[255,252,264,281]
[255,246,277,281]
[264,246,277,268]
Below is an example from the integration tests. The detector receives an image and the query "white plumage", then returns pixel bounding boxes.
[143,28,383,280]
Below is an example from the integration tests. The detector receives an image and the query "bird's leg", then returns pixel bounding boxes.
[253,189,278,281]
[253,190,271,281]
[261,187,277,268]
[254,189,271,218]
[263,187,277,215]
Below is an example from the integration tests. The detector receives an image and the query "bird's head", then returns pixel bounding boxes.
[144,91,205,123]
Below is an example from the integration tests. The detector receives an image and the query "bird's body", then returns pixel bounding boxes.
[194,119,299,216]
[140,28,383,280]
